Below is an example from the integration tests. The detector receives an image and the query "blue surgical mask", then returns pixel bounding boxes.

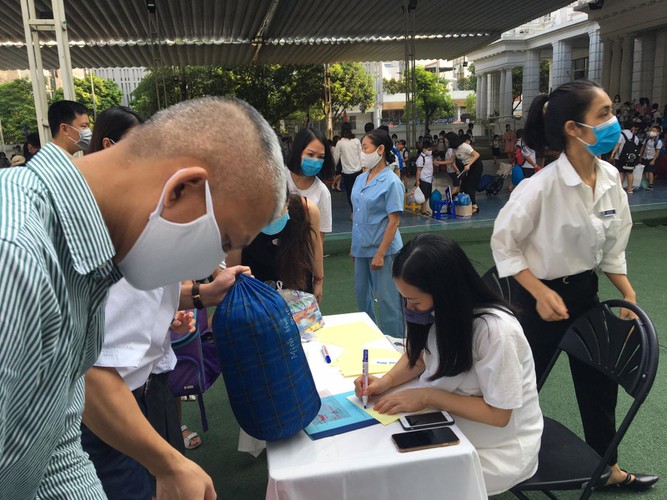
[301,157,324,176]
[402,301,435,325]
[575,116,621,156]
[261,210,290,235]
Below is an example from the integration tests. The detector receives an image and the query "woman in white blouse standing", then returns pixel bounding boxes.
[333,122,362,219]
[491,80,657,491]
[445,132,482,214]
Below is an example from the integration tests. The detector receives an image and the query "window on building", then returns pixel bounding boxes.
[349,116,357,130]
[572,57,588,80]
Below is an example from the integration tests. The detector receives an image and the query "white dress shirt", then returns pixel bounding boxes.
[95,279,180,391]
[333,137,362,175]
[491,153,632,280]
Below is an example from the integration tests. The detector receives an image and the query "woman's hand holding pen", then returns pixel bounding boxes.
[354,374,391,402]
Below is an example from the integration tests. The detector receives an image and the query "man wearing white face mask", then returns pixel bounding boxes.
[0,97,286,499]
[48,100,92,155]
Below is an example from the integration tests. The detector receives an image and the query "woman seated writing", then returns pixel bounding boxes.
[355,234,543,495]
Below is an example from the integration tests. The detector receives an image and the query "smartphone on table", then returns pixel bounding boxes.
[399,411,454,431]
[392,426,460,453]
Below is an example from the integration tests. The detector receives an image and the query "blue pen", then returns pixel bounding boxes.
[321,345,332,364]
[362,349,369,408]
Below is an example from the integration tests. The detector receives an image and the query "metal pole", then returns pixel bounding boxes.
[0,117,6,155]
[20,0,51,145]
[51,0,75,100]
[89,70,97,119]
[324,63,333,140]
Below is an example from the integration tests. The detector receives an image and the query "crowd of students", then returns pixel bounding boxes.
[0,79,661,499]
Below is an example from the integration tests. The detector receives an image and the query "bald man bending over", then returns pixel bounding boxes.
[0,97,285,499]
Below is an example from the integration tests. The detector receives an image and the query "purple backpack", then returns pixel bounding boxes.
[169,308,221,431]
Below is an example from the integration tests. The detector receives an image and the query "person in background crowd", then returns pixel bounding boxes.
[10,155,26,167]
[25,132,41,162]
[515,129,540,178]
[87,106,143,154]
[0,152,10,168]
[491,134,501,167]
[391,133,399,146]
[331,135,343,192]
[612,94,622,116]
[286,127,334,242]
[364,122,375,134]
[334,122,363,218]
[610,121,641,194]
[48,100,91,155]
[415,140,434,216]
[0,96,286,499]
[396,139,410,189]
[227,190,324,302]
[492,80,658,492]
[640,125,663,191]
[447,131,483,215]
[351,128,405,338]
[503,123,516,163]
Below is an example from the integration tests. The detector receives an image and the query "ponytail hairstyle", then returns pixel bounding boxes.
[364,128,396,164]
[524,80,602,155]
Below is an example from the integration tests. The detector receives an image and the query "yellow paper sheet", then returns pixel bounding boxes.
[346,395,401,426]
[314,321,384,350]
[335,348,402,377]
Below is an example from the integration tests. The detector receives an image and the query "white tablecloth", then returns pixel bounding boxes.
[266,313,487,500]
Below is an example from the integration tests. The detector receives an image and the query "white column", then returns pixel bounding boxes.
[631,36,643,102]
[653,30,667,108]
[640,33,656,101]
[551,40,572,88]
[487,73,498,116]
[505,67,514,115]
[601,38,612,93]
[476,72,487,119]
[619,36,634,103]
[522,50,540,115]
[587,24,603,84]
[499,69,507,116]
[609,38,622,99]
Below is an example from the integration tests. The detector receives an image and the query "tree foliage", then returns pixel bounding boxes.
[383,78,405,95]
[464,93,477,120]
[412,67,454,134]
[0,79,37,144]
[52,74,123,118]
[131,63,374,127]
[457,63,477,91]
[540,60,550,94]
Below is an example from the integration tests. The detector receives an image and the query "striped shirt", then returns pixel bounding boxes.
[0,143,121,499]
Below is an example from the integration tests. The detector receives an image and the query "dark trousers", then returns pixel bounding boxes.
[81,372,184,500]
[342,171,362,211]
[460,159,483,205]
[513,271,619,465]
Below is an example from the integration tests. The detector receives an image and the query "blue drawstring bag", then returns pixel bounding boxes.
[429,188,442,212]
[511,164,525,186]
[456,193,471,206]
[213,274,320,441]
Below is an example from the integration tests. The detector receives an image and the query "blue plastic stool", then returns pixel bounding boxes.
[432,186,457,220]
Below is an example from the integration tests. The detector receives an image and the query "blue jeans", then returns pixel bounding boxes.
[354,254,404,338]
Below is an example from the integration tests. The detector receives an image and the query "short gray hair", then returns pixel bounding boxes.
[130,97,286,219]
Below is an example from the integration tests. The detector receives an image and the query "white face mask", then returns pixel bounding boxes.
[117,170,226,290]
[649,131,658,138]
[360,147,382,170]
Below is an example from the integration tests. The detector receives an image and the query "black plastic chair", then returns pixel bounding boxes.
[481,265,520,304]
[510,299,659,499]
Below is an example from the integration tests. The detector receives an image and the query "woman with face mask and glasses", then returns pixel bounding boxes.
[286,128,334,243]
[351,128,406,338]
[491,80,658,491]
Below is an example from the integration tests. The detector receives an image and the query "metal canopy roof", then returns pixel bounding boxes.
[2,0,574,69]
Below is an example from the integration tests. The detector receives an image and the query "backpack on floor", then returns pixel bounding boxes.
[169,308,221,432]
[485,175,505,196]
[477,174,494,192]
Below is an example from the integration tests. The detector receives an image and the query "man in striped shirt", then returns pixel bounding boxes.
[0,97,286,499]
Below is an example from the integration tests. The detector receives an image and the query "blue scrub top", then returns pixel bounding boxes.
[351,167,405,258]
